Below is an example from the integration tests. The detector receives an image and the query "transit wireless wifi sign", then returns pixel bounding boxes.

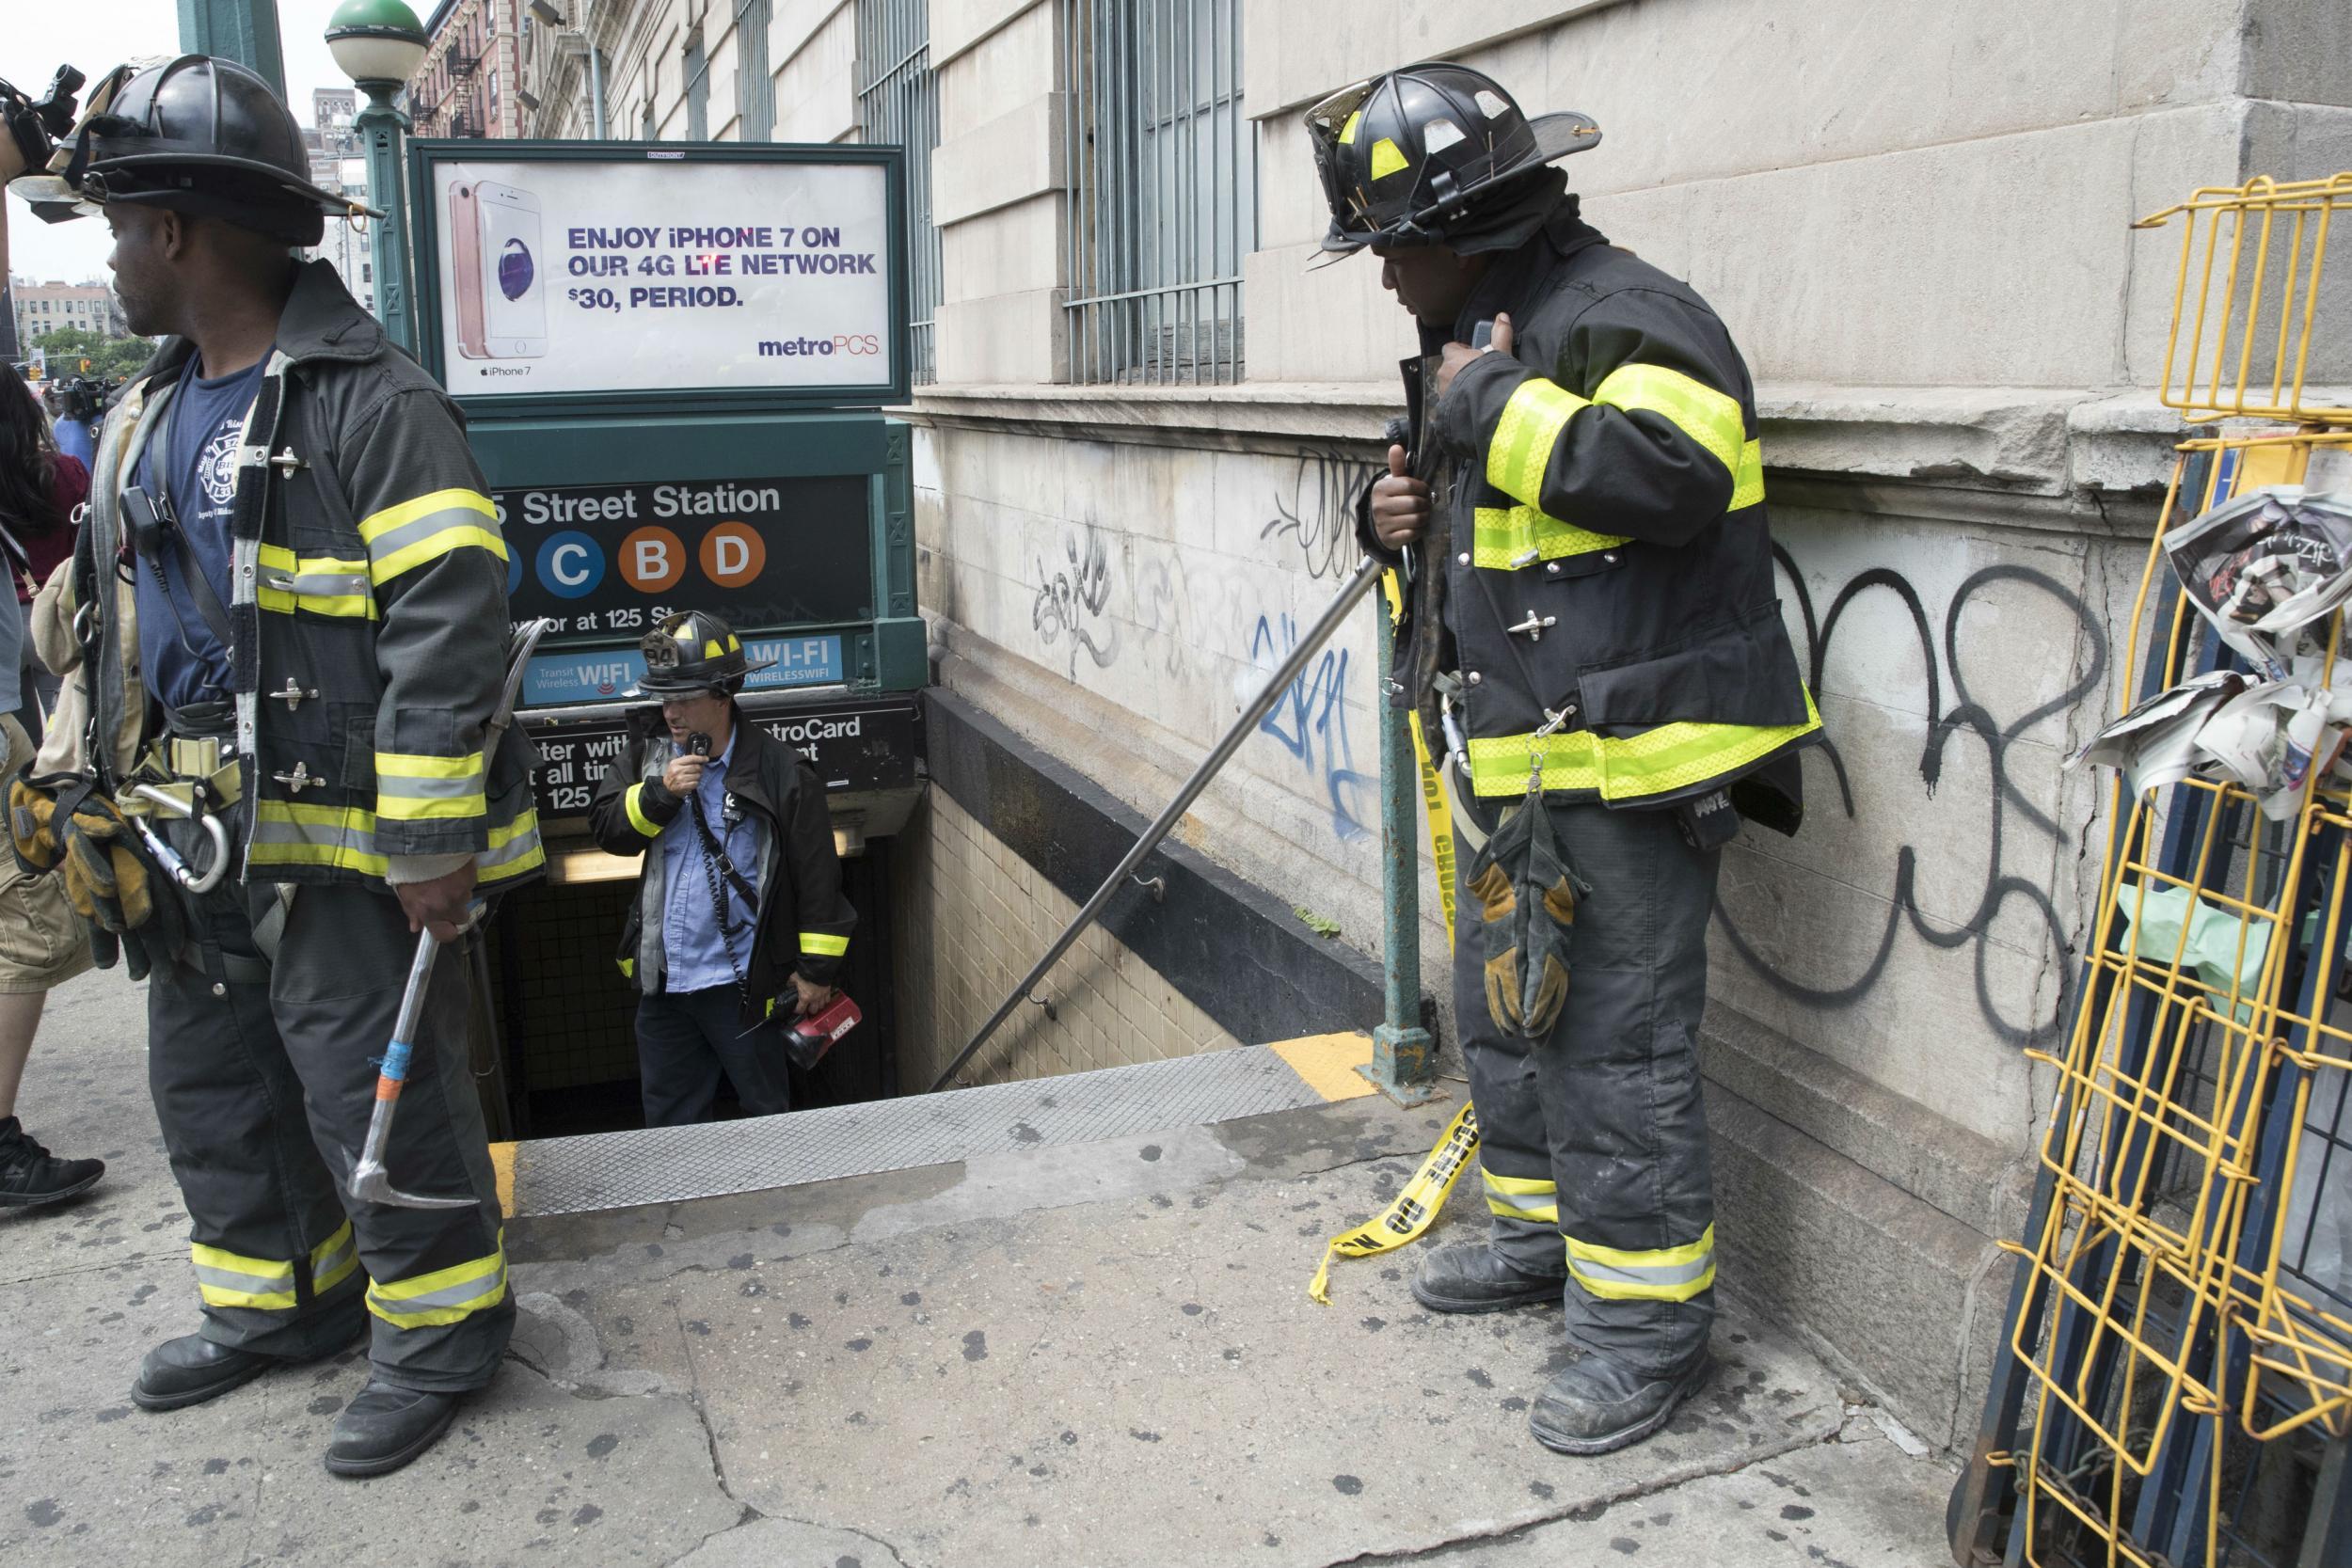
[406,139,912,416]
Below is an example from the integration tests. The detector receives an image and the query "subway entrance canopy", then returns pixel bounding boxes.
[405,135,920,1133]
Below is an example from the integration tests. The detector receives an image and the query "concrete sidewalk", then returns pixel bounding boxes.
[0,966,1959,1567]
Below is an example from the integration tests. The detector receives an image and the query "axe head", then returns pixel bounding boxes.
[346,1157,478,1211]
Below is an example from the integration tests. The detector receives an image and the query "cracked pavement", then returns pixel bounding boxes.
[1,967,1956,1566]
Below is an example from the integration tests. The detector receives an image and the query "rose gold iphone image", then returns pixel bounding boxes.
[449,181,488,358]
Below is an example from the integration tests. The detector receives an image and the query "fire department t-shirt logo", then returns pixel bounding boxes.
[198,423,241,512]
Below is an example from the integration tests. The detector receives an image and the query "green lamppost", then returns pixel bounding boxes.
[326,0,430,353]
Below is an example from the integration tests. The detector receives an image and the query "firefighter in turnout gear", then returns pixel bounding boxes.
[588,611,856,1127]
[1308,63,1820,1455]
[14,55,541,1477]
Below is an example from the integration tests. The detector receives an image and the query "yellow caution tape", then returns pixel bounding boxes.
[1308,1101,1482,1305]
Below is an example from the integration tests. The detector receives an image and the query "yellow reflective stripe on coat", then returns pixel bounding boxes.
[1486,378,1588,507]
[249,800,544,883]
[1465,689,1822,802]
[1470,505,1629,570]
[256,544,376,619]
[310,1220,360,1294]
[357,488,506,585]
[375,750,487,822]
[190,1241,297,1310]
[800,931,850,958]
[623,783,660,839]
[1591,363,1747,478]
[1565,1225,1717,1303]
[1483,1168,1559,1225]
[1730,440,1765,510]
[367,1232,507,1329]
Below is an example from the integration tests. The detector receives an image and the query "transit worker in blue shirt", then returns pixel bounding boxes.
[589,610,856,1126]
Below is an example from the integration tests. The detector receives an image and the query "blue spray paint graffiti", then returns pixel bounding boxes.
[1248,612,1375,843]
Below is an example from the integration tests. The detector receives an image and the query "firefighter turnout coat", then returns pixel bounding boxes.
[588,710,856,1032]
[1367,197,1820,816]
[63,261,543,891]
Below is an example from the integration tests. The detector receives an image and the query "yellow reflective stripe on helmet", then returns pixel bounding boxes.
[1565,1225,1717,1303]
[1470,505,1629,570]
[256,544,377,619]
[310,1220,360,1294]
[1486,378,1589,508]
[623,783,660,839]
[800,931,850,957]
[1465,689,1821,802]
[190,1242,297,1310]
[1339,109,1362,146]
[1482,1169,1559,1225]
[1590,363,1746,479]
[358,488,507,585]
[1731,439,1765,510]
[366,1232,506,1329]
[375,751,487,823]
[1370,137,1408,181]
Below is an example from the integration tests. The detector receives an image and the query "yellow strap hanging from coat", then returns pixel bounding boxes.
[1307,1101,1481,1304]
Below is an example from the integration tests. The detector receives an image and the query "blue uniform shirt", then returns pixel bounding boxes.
[660,731,761,994]
[134,354,265,708]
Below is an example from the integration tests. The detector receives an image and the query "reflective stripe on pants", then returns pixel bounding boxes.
[1454,798,1720,1376]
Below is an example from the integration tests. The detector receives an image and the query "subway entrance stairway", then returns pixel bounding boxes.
[0,966,1956,1568]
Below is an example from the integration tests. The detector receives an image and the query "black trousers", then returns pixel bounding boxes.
[1456,800,1722,1379]
[148,844,512,1392]
[636,986,792,1127]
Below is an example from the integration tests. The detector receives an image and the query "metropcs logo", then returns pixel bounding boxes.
[523,521,767,599]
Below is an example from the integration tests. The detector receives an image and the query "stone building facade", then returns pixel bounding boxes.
[516,0,2352,1449]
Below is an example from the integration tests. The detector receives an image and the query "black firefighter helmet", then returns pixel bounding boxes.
[1305,62,1599,254]
[632,610,773,698]
[13,55,368,244]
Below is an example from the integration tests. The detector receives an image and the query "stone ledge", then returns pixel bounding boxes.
[899,379,2189,500]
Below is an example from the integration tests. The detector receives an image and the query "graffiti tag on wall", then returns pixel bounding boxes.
[1032,524,1118,677]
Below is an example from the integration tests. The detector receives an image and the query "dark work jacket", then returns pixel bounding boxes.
[588,707,856,1031]
[69,261,543,888]
[1361,198,1819,828]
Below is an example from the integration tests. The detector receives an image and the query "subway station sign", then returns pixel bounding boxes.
[530,696,923,818]
[496,474,873,637]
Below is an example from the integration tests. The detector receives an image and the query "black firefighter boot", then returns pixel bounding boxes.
[1410,1241,1565,1314]
[1530,1350,1715,1456]
[325,1381,464,1479]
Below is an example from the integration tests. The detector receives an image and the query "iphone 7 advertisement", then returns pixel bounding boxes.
[426,153,897,400]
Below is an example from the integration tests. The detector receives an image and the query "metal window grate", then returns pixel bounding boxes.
[855,0,942,384]
[1061,0,1253,386]
[684,28,708,141]
[736,0,772,141]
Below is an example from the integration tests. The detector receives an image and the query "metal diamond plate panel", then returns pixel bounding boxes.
[512,1045,1324,1217]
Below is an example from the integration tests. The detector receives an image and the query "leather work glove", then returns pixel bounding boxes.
[1464,800,1589,1039]
[8,774,66,875]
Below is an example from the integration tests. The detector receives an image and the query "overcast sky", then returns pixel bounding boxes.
[6,0,357,285]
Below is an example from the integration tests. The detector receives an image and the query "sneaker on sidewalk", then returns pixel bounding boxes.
[0,1116,103,1208]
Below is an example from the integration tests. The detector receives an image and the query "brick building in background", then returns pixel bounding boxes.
[411,0,525,139]
[9,277,129,351]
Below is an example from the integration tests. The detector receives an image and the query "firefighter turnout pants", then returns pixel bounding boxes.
[147,819,512,1391]
[1456,800,1719,1378]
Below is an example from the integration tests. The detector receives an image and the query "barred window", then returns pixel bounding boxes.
[684,30,709,140]
[855,0,943,384]
[1062,0,1253,385]
[736,0,772,141]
